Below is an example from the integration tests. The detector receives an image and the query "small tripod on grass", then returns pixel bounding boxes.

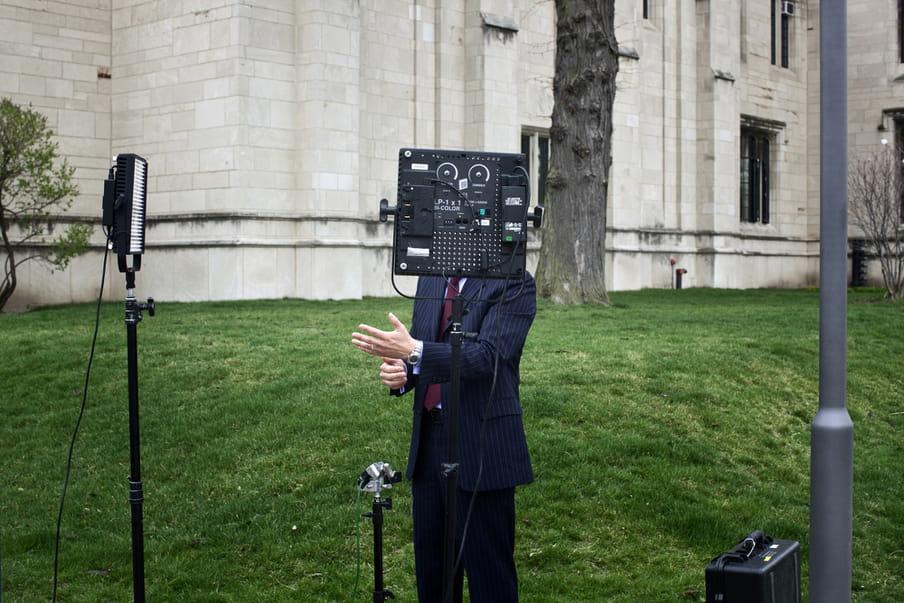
[358,462,403,602]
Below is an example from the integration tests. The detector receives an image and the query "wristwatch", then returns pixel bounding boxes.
[407,340,423,365]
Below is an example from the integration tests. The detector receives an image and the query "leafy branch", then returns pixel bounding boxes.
[0,98,90,311]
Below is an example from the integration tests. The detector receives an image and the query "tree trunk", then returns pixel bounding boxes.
[0,211,16,311]
[535,0,618,305]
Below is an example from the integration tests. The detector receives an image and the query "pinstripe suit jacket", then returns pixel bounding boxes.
[394,273,536,491]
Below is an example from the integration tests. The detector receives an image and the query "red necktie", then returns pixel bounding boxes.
[424,277,461,410]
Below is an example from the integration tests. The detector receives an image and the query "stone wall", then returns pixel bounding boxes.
[1,1,898,309]
[0,0,113,308]
[610,0,818,291]
[1,0,553,309]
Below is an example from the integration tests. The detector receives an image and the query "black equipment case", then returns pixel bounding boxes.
[705,531,801,603]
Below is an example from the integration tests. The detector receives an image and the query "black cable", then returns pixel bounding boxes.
[449,277,512,589]
[350,482,364,602]
[451,154,532,543]
[52,236,111,601]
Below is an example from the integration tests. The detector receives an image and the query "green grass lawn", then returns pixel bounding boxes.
[1,288,901,601]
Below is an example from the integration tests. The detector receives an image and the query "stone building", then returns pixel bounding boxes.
[0,1,900,310]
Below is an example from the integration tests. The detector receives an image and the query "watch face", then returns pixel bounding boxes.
[408,342,422,364]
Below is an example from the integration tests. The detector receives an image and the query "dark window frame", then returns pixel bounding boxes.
[771,1,792,69]
[781,12,790,68]
[740,126,775,225]
[881,110,904,224]
[900,1,904,63]
[521,131,550,207]
[897,118,904,223]
[771,0,777,65]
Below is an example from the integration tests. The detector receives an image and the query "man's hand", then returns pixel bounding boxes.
[379,357,408,390]
[352,312,417,360]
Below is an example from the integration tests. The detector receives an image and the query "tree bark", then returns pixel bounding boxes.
[0,207,16,310]
[535,0,618,305]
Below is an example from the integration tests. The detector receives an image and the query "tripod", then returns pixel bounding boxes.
[122,267,154,603]
[359,462,402,602]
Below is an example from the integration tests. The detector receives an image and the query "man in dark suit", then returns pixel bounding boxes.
[352,273,536,602]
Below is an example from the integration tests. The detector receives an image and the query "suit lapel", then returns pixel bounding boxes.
[414,277,445,340]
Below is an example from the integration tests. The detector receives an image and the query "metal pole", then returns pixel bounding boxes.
[441,294,464,603]
[368,492,394,603]
[124,271,146,603]
[811,1,853,601]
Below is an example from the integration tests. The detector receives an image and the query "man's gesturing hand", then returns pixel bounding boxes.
[352,312,417,360]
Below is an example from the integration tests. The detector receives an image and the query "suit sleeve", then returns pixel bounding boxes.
[416,274,536,386]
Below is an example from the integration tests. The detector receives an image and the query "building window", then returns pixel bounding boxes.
[643,0,649,19]
[740,128,772,224]
[521,131,549,206]
[897,118,904,222]
[900,1,904,63]
[771,1,793,69]
[771,1,776,64]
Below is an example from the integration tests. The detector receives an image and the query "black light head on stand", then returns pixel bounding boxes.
[102,153,148,273]
[382,148,543,280]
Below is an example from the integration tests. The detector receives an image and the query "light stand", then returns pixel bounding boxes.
[123,266,154,603]
[101,153,152,603]
[358,462,403,602]
[440,294,465,603]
